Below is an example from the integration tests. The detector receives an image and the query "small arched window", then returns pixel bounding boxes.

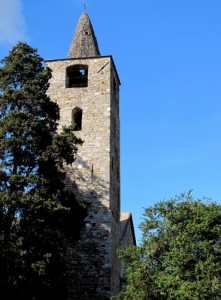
[72,107,82,131]
[66,65,88,88]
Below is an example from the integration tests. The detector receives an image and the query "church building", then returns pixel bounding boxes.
[46,12,136,299]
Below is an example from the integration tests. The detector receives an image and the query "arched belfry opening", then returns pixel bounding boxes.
[72,107,82,130]
[66,65,88,88]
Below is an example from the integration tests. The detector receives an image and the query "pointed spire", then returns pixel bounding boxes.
[67,13,101,58]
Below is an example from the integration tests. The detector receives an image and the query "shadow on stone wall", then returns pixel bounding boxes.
[63,156,115,300]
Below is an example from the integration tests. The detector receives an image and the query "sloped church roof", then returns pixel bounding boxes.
[67,12,101,58]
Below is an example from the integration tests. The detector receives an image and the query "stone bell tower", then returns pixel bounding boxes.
[46,12,121,299]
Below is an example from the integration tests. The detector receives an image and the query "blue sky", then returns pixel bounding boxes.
[1,0,221,244]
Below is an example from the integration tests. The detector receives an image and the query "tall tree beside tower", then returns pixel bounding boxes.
[0,42,86,300]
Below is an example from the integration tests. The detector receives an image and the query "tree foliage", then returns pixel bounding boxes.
[118,191,221,300]
[0,42,86,299]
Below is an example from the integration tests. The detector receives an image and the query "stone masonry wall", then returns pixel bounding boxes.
[110,67,120,294]
[46,56,121,299]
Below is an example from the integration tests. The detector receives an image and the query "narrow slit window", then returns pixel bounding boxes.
[72,107,83,131]
[66,65,88,88]
[113,78,117,91]
[113,77,119,93]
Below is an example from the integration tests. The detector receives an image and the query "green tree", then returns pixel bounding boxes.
[117,191,221,300]
[0,42,86,299]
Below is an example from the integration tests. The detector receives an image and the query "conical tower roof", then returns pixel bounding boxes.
[67,13,100,58]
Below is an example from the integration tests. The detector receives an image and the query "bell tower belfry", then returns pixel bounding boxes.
[46,12,121,299]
